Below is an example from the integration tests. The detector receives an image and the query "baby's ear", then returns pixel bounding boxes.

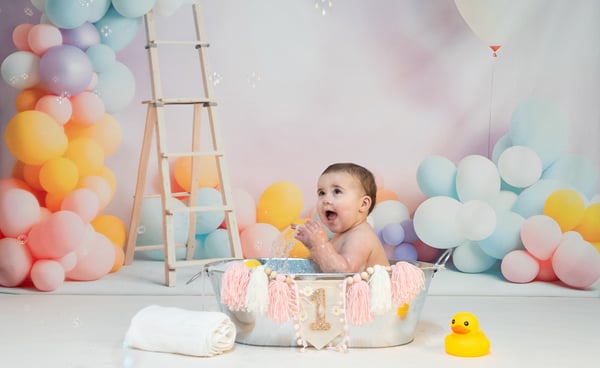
[360,195,372,213]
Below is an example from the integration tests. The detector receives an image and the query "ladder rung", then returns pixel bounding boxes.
[133,244,187,251]
[146,40,209,47]
[166,205,234,214]
[161,150,223,159]
[143,98,217,106]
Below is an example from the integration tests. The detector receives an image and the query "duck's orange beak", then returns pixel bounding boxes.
[451,325,470,334]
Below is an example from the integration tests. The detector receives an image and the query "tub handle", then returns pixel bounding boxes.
[432,248,453,277]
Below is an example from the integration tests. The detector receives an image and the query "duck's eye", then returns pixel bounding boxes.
[451,319,455,324]
[463,321,469,327]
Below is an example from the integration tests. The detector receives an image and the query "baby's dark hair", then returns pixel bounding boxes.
[321,162,377,214]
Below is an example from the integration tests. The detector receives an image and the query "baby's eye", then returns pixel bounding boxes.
[333,188,342,195]
[317,190,325,196]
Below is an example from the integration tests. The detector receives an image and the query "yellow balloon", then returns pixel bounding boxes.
[92,215,127,247]
[256,181,303,230]
[39,157,79,195]
[573,203,600,242]
[5,110,68,165]
[543,189,585,232]
[65,114,122,157]
[173,156,219,192]
[64,137,105,177]
[110,243,125,273]
[591,242,600,254]
[282,218,311,258]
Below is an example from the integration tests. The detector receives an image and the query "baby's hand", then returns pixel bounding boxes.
[293,220,328,249]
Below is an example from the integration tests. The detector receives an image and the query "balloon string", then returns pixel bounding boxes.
[487,58,497,159]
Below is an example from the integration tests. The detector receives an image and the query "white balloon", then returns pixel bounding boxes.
[456,155,500,202]
[370,200,409,231]
[452,241,497,273]
[488,190,518,211]
[413,196,464,249]
[498,146,542,188]
[457,200,497,241]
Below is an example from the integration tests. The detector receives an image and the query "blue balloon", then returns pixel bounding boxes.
[452,241,497,273]
[94,61,135,113]
[509,98,569,169]
[491,133,512,165]
[194,188,225,235]
[87,0,112,23]
[46,0,90,29]
[511,179,565,218]
[112,0,157,18]
[542,153,598,200]
[86,44,116,73]
[477,210,525,259]
[416,155,458,198]
[195,229,232,259]
[94,7,142,51]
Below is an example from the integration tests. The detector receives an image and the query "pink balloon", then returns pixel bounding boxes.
[12,23,34,51]
[552,232,600,289]
[240,223,280,258]
[232,188,256,232]
[535,257,558,282]
[35,94,73,125]
[27,210,85,259]
[66,228,115,281]
[58,252,77,272]
[61,188,100,223]
[30,259,65,292]
[27,24,63,56]
[413,239,442,262]
[70,91,105,125]
[0,237,33,287]
[0,188,41,238]
[520,215,562,260]
[501,250,539,283]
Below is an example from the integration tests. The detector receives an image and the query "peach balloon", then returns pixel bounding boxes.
[0,237,33,287]
[91,214,126,247]
[61,188,100,223]
[173,156,219,192]
[552,232,600,289]
[58,252,77,272]
[30,259,65,292]
[39,157,79,195]
[27,24,63,55]
[78,176,112,210]
[44,192,66,212]
[12,23,34,51]
[22,164,44,191]
[232,188,256,232]
[98,166,117,195]
[520,215,562,260]
[66,229,115,281]
[69,91,105,126]
[110,243,124,273]
[64,137,104,177]
[0,178,32,192]
[15,87,46,111]
[27,210,85,259]
[0,188,41,238]
[376,188,400,203]
[240,223,280,258]
[35,94,73,125]
[65,114,122,157]
[501,250,539,284]
[535,257,558,282]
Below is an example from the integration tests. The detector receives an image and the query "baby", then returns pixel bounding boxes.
[294,163,389,273]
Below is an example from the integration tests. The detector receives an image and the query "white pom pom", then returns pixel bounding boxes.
[368,265,392,314]
[245,266,269,314]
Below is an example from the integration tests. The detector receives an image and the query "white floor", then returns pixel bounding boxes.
[1,260,599,367]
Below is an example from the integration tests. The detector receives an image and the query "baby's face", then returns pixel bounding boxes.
[316,172,367,233]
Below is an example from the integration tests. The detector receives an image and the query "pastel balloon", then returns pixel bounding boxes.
[64,137,105,176]
[65,113,122,157]
[511,179,564,219]
[135,197,189,247]
[45,0,90,29]
[30,259,65,292]
[392,243,418,262]
[59,252,77,272]
[552,232,600,289]
[61,188,100,223]
[196,229,232,259]
[400,219,418,243]
[0,51,40,89]
[413,196,464,249]
[173,156,219,192]
[39,157,79,195]
[27,210,85,259]
[456,155,500,202]
[110,243,125,273]
[39,45,93,96]
[491,133,512,165]
[94,62,136,113]
[256,181,303,230]
[112,0,158,18]
[381,222,405,246]
[240,223,280,258]
[416,155,458,198]
[87,0,112,22]
[573,203,600,242]
[477,210,524,259]
[60,22,100,51]
[543,189,585,232]
[195,188,225,235]
[488,190,518,211]
[85,44,116,73]
[66,228,115,281]
[369,200,410,231]
[0,237,33,287]
[541,154,598,200]
[0,188,41,238]
[69,91,105,125]
[27,24,63,55]
[15,87,46,112]
[93,7,142,51]
[35,94,73,125]
[412,239,441,263]
[501,250,539,283]
[520,215,562,261]
[232,188,256,232]
[22,164,43,191]
[12,23,34,51]
[535,258,558,282]
[5,110,68,166]
[497,146,542,188]
[452,241,497,273]
[457,200,496,241]
[509,98,569,169]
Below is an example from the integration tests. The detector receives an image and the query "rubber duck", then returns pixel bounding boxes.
[445,311,490,357]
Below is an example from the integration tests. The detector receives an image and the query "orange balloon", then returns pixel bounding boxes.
[376,188,400,203]
[65,114,122,157]
[45,192,66,212]
[15,88,46,112]
[39,157,79,195]
[110,243,125,273]
[256,181,303,230]
[63,137,104,177]
[11,161,26,180]
[573,203,600,242]
[91,214,127,247]
[173,156,219,191]
[543,189,585,232]
[284,219,311,258]
[22,164,44,191]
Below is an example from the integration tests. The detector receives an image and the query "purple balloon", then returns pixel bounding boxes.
[392,243,418,262]
[61,22,101,51]
[400,219,419,243]
[39,45,93,96]
[381,222,405,246]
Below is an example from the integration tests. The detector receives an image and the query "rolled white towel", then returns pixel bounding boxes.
[124,305,236,357]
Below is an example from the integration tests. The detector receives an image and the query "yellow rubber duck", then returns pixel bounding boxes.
[445,311,490,357]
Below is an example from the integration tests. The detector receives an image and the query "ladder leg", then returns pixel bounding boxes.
[124,105,156,265]
[185,103,203,260]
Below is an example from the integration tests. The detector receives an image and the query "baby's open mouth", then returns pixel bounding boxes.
[325,210,337,221]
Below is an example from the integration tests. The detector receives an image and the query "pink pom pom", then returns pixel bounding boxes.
[220,261,250,311]
[390,261,425,305]
[346,274,372,325]
[267,274,295,323]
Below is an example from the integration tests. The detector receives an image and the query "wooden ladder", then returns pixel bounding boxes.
[124,4,242,286]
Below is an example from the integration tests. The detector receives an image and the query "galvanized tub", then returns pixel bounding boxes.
[204,252,449,349]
